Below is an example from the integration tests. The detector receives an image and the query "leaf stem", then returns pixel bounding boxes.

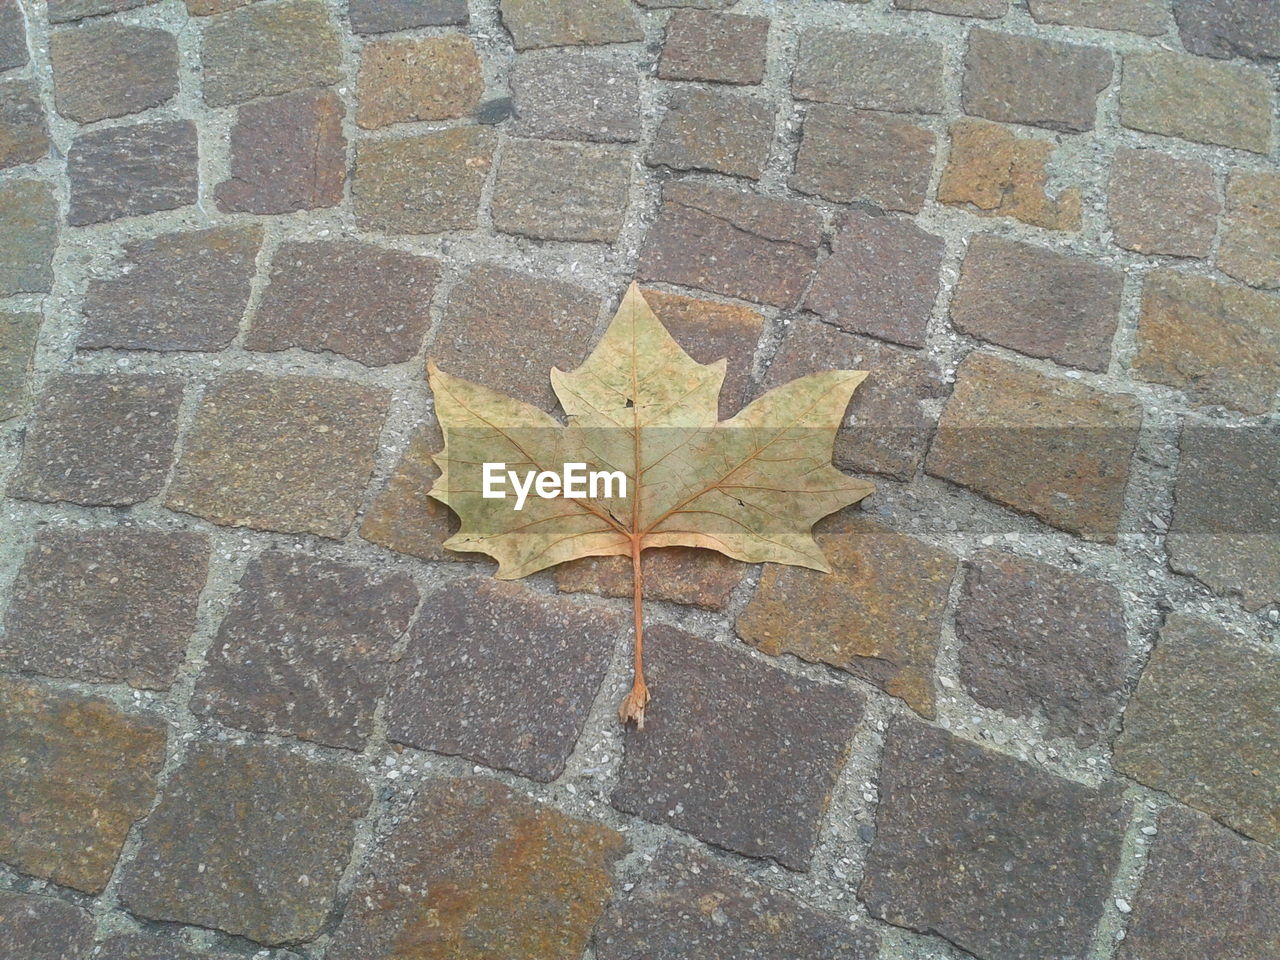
[618,536,650,728]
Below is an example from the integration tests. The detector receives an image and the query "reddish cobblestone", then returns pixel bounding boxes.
[50,22,177,123]
[658,10,768,85]
[648,86,775,180]
[67,119,198,225]
[1107,148,1219,258]
[1173,0,1280,61]
[0,79,49,169]
[359,421,461,562]
[356,35,482,129]
[794,28,945,114]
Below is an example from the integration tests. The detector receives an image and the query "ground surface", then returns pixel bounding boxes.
[1,0,1278,958]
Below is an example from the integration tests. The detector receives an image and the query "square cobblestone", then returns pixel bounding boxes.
[356,35,483,129]
[386,578,621,781]
[8,374,183,507]
[67,120,198,225]
[120,741,370,944]
[739,515,954,718]
[499,0,641,50]
[0,676,167,894]
[956,550,1128,745]
[50,22,177,123]
[1114,613,1279,844]
[201,0,341,107]
[658,10,768,85]
[638,180,822,308]
[950,234,1123,371]
[165,371,390,538]
[0,179,57,295]
[612,625,863,870]
[1173,0,1280,61]
[510,51,641,143]
[861,717,1128,960]
[328,777,625,960]
[0,79,49,169]
[1107,147,1219,258]
[0,310,40,421]
[596,844,879,960]
[2,526,209,689]
[1218,170,1280,289]
[192,551,416,749]
[648,86,775,180]
[492,139,632,242]
[794,28,944,114]
[247,239,440,366]
[79,225,262,352]
[0,892,93,960]
[353,127,495,233]
[349,0,467,32]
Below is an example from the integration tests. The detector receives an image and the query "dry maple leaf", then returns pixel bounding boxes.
[427,283,873,727]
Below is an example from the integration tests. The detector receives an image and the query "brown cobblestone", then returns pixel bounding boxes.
[1173,0,1280,61]
[499,0,641,50]
[1115,613,1280,844]
[248,239,440,366]
[1120,51,1273,154]
[658,10,768,85]
[192,551,418,749]
[47,0,156,21]
[201,0,341,108]
[0,79,48,169]
[950,234,1123,371]
[1107,148,1219,258]
[0,676,167,894]
[612,625,863,870]
[67,119,198,225]
[185,0,252,13]
[0,179,57,294]
[637,180,823,308]
[356,35,482,129]
[353,127,495,234]
[1133,268,1280,415]
[120,741,370,944]
[165,371,390,538]
[80,225,262,352]
[50,22,177,123]
[510,51,641,143]
[791,104,934,212]
[648,87,774,180]
[938,119,1082,231]
[349,0,467,33]
[2,527,209,689]
[359,421,463,562]
[1218,171,1280,289]
[1030,0,1170,34]
[926,351,1142,540]
[555,548,742,610]
[0,310,40,421]
[739,515,954,717]
[328,777,624,960]
[8,374,183,507]
[793,28,945,114]
[492,139,632,242]
[0,892,94,960]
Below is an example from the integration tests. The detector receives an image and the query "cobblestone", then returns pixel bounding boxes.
[0,179,57,295]
[492,139,632,242]
[356,35,482,129]
[658,10,768,85]
[0,310,39,420]
[49,22,177,123]
[66,120,199,225]
[0,892,94,960]
[510,51,641,143]
[1218,171,1280,289]
[793,28,945,114]
[648,86,775,180]
[1107,147,1219,258]
[0,79,49,169]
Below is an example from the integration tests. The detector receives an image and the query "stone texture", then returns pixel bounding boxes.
[1166,421,1280,610]
[357,35,482,129]
[0,676,167,894]
[1120,52,1273,154]
[1115,614,1280,844]
[658,10,768,85]
[386,578,621,781]
[963,29,1112,133]
[597,844,880,960]
[1117,805,1280,960]
[791,104,935,213]
[636,0,736,6]
[805,209,944,348]
[612,625,863,870]
[1219,171,1280,289]
[896,0,1006,16]
[938,119,1082,231]
[956,550,1128,744]
[638,180,823,308]
[556,547,742,610]
[0,892,94,960]
[510,51,641,142]
[120,742,370,945]
[95,933,239,960]
[430,264,598,409]
[192,552,418,749]
[201,0,341,107]
[766,315,946,481]
[50,23,177,123]
[1107,147,1219,258]
[1133,268,1280,415]
[492,139,632,242]
[739,515,954,718]
[165,372,390,538]
[185,0,253,13]
[80,225,262,352]
[794,28,944,114]
[353,127,495,233]
[926,351,1142,540]
[350,0,468,33]
[0,179,57,294]
[500,0,641,50]
[328,777,625,960]
[216,88,345,214]
[67,119,198,225]
[0,0,28,71]
[8,374,183,507]
[360,421,461,562]
[1030,0,1170,34]
[2,527,209,689]
[248,240,440,366]
[46,0,156,21]
[0,310,40,421]
[648,86,774,179]
[950,234,1123,371]
[0,79,48,168]
[1173,0,1280,60]
[861,718,1128,960]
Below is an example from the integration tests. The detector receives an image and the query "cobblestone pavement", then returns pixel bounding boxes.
[1,0,1278,958]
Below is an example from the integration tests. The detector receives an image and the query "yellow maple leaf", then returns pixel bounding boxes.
[427,283,873,727]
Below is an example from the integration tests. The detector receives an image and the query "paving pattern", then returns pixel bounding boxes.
[0,0,1277,958]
